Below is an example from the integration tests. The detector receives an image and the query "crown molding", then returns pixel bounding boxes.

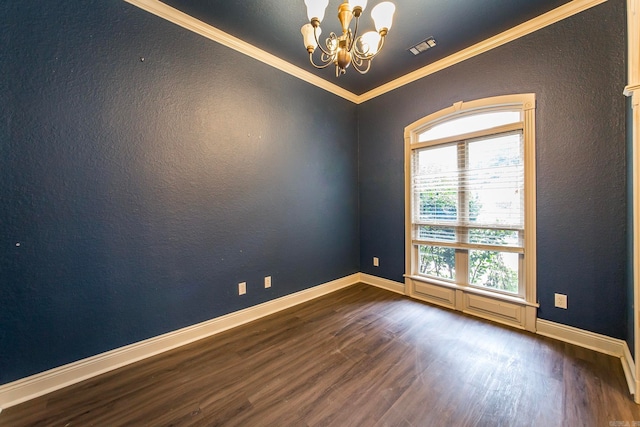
[357,0,608,103]
[123,0,360,103]
[125,0,606,105]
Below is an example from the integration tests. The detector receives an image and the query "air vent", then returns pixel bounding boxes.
[408,37,437,56]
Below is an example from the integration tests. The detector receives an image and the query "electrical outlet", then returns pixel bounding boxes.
[264,276,272,288]
[373,257,379,267]
[238,282,247,295]
[554,293,567,309]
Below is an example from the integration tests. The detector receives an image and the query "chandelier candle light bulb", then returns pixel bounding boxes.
[371,1,395,34]
[360,31,382,55]
[301,0,395,76]
[304,0,329,22]
[350,0,368,16]
[301,23,321,52]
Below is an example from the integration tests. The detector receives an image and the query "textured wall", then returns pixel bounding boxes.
[358,0,627,339]
[0,1,359,384]
[0,0,629,387]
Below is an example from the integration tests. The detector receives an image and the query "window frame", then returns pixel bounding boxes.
[404,94,538,331]
[412,125,525,296]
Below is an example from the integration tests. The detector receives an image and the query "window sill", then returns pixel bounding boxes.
[404,274,539,308]
[405,274,538,331]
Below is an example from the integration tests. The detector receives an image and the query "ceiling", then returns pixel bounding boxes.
[158,0,574,95]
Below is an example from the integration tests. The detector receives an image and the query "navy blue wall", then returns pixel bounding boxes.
[358,0,627,339]
[0,0,630,387]
[0,1,359,384]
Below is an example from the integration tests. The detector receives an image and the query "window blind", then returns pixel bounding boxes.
[412,130,524,252]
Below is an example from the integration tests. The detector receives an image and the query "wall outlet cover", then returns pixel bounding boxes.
[554,293,567,309]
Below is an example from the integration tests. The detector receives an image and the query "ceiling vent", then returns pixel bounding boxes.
[408,36,437,56]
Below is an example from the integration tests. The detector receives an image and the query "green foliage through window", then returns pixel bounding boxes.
[419,245,455,280]
[469,249,518,293]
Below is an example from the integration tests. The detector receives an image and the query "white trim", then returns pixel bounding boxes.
[357,0,608,102]
[537,319,628,357]
[1,275,636,408]
[412,122,525,150]
[358,273,406,295]
[405,274,538,308]
[628,0,640,91]
[523,100,537,332]
[0,274,360,410]
[406,276,532,330]
[632,88,640,404]
[537,320,636,396]
[628,0,640,405]
[360,274,636,396]
[404,94,536,134]
[623,341,637,397]
[404,94,537,332]
[625,84,640,97]
[124,0,606,105]
[123,0,359,103]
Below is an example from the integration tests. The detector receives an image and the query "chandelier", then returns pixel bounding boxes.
[300,0,396,77]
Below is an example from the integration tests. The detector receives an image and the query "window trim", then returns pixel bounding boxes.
[404,94,538,332]
[412,126,525,296]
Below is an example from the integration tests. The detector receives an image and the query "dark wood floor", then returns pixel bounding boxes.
[3,283,640,426]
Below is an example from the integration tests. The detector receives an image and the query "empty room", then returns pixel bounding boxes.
[2,0,640,425]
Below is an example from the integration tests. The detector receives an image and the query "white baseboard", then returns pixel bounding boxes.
[358,273,406,295]
[0,273,360,410]
[536,319,627,357]
[536,319,636,396]
[622,341,636,397]
[2,274,636,409]
[356,275,638,396]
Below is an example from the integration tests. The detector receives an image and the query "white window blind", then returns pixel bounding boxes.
[412,130,525,254]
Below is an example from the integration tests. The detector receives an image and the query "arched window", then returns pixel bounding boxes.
[404,94,537,331]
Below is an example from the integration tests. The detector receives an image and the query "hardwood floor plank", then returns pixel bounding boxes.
[2,283,639,426]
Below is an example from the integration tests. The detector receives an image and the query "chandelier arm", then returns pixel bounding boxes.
[351,55,372,74]
[320,51,333,63]
[309,52,335,69]
[375,35,386,58]
[312,26,334,57]
[352,34,386,61]
[352,54,364,66]
[346,30,353,54]
[347,17,360,52]
[352,41,368,58]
